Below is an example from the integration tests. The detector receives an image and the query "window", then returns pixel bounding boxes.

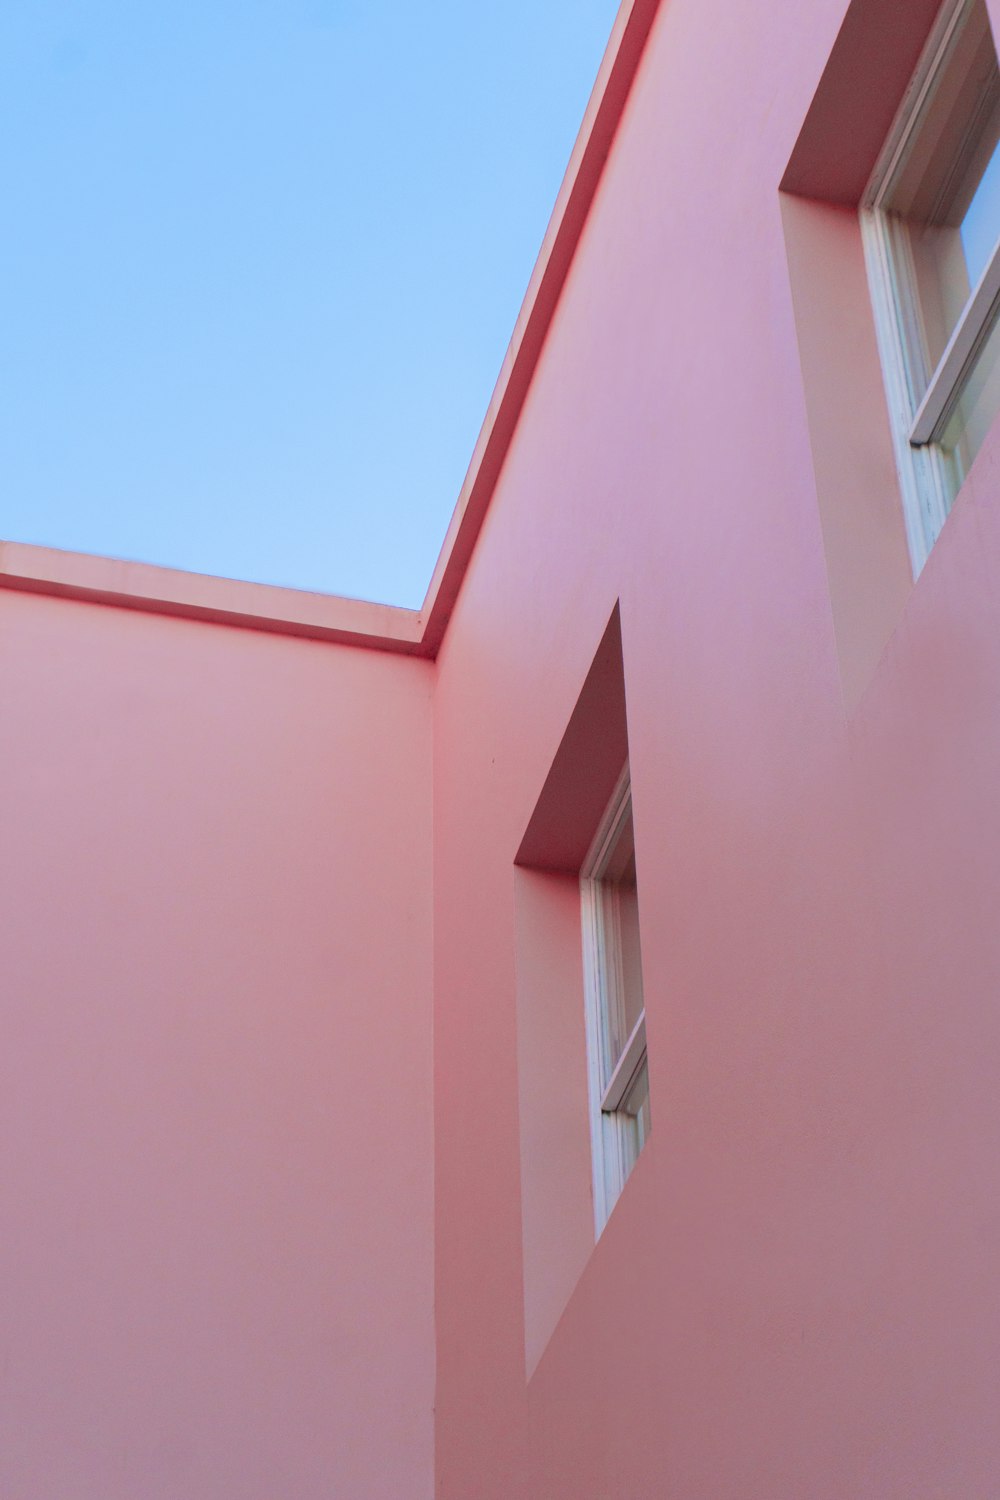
[580,764,650,1233]
[513,605,639,1365]
[863,0,1000,573]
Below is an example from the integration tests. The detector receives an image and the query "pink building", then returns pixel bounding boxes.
[4,0,1000,1492]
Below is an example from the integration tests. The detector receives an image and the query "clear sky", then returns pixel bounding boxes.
[0,1,620,607]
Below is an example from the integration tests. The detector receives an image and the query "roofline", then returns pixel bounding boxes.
[0,542,425,654]
[416,0,662,654]
[0,0,661,661]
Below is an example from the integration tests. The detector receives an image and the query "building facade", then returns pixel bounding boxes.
[4,0,1000,1493]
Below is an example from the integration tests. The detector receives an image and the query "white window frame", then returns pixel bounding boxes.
[580,763,648,1236]
[861,0,1000,574]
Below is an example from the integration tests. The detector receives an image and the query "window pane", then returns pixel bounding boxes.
[887,0,1000,372]
[617,856,645,1046]
[962,121,1000,285]
[938,299,1000,471]
[620,1055,651,1178]
[598,804,645,1075]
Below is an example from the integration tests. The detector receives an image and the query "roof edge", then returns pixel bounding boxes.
[1,0,661,660]
[418,0,663,655]
[0,542,426,655]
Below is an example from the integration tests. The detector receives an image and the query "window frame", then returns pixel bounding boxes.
[579,763,649,1236]
[861,0,1000,573]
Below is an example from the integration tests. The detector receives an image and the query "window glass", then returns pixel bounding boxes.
[885,0,1000,371]
[939,302,1000,465]
[961,123,1000,284]
[621,1056,651,1176]
[596,804,645,1082]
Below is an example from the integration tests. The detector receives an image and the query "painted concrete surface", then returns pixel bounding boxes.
[4,0,1000,1493]
[0,591,434,1498]
[432,0,1000,1493]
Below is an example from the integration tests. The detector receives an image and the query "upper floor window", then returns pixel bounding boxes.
[580,765,650,1234]
[863,0,1000,572]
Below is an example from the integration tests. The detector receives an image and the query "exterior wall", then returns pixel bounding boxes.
[0,590,434,1499]
[432,0,1000,1496]
[7,2,1000,1494]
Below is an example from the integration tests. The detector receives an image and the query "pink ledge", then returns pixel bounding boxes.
[0,541,425,655]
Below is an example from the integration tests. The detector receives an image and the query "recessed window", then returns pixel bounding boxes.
[580,764,649,1233]
[513,605,639,1367]
[862,0,1000,571]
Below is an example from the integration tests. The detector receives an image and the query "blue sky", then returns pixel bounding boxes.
[0,1,620,607]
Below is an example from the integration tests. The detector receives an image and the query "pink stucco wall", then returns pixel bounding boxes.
[431,0,1000,1494]
[0,590,434,1498]
[6,0,1000,1494]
